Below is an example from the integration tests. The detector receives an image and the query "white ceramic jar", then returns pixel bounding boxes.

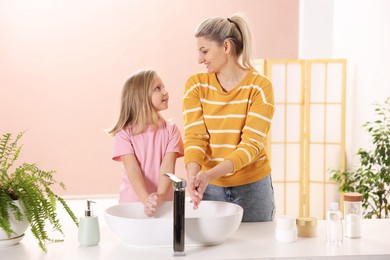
[275,215,297,243]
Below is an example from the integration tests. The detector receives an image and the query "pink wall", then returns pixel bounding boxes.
[0,0,299,196]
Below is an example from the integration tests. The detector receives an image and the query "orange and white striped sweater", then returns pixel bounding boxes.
[182,69,275,187]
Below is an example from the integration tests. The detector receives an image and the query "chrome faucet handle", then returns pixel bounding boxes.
[164,173,187,190]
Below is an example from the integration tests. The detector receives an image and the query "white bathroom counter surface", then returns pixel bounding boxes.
[1,198,390,260]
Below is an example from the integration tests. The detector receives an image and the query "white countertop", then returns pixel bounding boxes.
[1,197,390,260]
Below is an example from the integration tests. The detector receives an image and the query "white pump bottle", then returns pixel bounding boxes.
[78,200,100,246]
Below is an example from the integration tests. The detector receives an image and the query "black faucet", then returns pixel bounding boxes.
[165,173,186,256]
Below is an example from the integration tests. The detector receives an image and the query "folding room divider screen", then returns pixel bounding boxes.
[255,59,346,219]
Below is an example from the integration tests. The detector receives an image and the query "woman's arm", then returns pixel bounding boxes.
[225,78,275,172]
[182,76,209,168]
[190,159,234,209]
[186,161,201,208]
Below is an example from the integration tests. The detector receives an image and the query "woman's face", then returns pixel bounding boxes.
[150,74,169,112]
[196,36,228,73]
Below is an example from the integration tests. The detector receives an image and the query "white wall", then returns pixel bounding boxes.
[300,0,390,167]
[299,0,334,58]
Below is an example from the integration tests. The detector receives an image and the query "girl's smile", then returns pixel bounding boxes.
[151,75,169,111]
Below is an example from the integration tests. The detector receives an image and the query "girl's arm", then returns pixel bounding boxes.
[157,151,179,200]
[142,152,178,217]
[120,154,149,204]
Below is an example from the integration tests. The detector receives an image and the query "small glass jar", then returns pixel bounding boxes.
[344,192,363,238]
[296,217,318,237]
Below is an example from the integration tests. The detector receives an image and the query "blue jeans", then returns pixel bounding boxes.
[203,175,275,222]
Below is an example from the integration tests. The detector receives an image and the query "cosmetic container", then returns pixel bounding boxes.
[296,217,318,237]
[344,192,362,238]
[78,200,100,246]
[275,215,297,243]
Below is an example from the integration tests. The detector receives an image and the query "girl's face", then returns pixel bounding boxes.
[151,74,169,112]
[196,36,228,73]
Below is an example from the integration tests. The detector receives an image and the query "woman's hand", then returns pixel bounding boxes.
[143,192,163,217]
[186,162,201,209]
[187,171,209,209]
[187,172,197,209]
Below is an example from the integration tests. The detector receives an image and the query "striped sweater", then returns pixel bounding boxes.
[182,69,275,187]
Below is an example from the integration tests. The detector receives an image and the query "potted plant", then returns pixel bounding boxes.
[330,97,390,219]
[0,131,79,252]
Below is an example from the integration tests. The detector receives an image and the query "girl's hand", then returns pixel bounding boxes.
[143,193,163,217]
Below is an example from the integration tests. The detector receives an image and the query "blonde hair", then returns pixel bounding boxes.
[108,69,162,136]
[195,13,254,70]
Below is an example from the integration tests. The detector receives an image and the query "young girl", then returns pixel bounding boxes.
[109,69,184,217]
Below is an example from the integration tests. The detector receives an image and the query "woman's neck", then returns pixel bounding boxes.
[216,64,248,92]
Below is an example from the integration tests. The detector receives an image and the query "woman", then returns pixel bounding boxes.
[182,14,275,222]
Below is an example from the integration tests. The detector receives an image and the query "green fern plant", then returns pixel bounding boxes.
[330,97,390,219]
[0,131,79,252]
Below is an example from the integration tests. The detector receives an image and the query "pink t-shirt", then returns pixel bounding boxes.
[112,119,184,203]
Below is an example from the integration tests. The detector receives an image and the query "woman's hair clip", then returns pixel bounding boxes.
[227,18,232,23]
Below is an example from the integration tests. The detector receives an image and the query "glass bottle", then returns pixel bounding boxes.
[326,202,343,245]
[344,192,362,238]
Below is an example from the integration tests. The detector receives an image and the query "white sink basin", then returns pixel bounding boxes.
[105,200,243,247]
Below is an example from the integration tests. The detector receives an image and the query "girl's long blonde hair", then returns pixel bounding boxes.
[108,69,162,136]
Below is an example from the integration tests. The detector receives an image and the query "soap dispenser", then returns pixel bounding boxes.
[78,200,100,246]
